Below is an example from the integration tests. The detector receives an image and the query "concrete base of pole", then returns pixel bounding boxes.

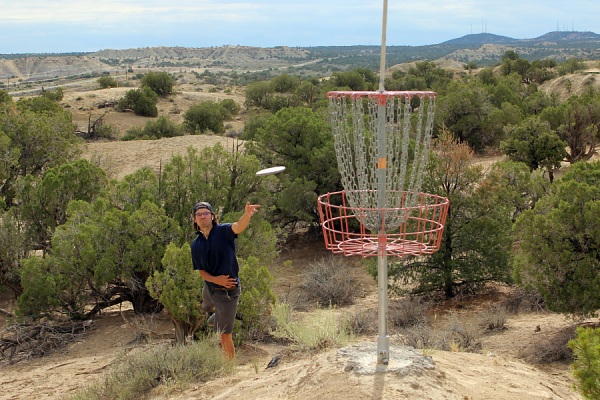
[377,334,390,365]
[338,342,435,375]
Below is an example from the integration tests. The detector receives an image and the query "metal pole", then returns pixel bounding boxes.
[376,235,389,365]
[376,0,390,366]
[378,0,388,92]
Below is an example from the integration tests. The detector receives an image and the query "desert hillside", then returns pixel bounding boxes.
[2,65,599,400]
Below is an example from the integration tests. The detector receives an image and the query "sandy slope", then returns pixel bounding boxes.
[0,308,581,400]
[82,134,239,180]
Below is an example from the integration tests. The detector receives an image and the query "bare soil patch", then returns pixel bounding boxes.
[82,134,239,180]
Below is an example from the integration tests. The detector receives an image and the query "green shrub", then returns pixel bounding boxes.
[121,126,145,141]
[141,71,174,97]
[183,101,224,134]
[568,326,600,399]
[0,89,13,104]
[97,75,117,89]
[219,98,241,119]
[94,123,119,140]
[237,256,277,341]
[121,116,184,141]
[41,87,64,101]
[146,243,204,344]
[117,87,158,117]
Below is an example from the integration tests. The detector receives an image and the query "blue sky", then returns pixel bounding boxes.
[0,0,598,54]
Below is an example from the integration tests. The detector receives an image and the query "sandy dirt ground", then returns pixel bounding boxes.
[82,134,240,180]
[0,242,588,400]
[0,283,585,400]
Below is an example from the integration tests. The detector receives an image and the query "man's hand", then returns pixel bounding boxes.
[245,202,260,216]
[214,275,238,288]
[232,201,260,234]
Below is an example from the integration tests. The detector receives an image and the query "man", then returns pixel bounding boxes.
[190,200,260,359]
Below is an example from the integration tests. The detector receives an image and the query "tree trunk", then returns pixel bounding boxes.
[130,289,163,315]
[442,220,455,299]
[171,315,203,344]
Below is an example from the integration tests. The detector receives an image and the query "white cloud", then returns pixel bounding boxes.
[0,0,599,53]
[1,1,265,25]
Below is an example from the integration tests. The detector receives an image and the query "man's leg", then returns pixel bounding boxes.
[202,285,215,314]
[221,333,235,360]
[211,287,240,359]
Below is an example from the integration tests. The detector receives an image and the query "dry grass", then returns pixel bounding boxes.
[270,302,353,352]
[499,287,547,314]
[68,336,232,400]
[346,308,377,336]
[477,305,508,332]
[519,325,577,364]
[300,256,356,307]
[389,296,433,328]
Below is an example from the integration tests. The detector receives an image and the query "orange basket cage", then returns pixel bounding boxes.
[318,190,449,258]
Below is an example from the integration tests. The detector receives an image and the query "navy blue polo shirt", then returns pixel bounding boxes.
[191,223,239,289]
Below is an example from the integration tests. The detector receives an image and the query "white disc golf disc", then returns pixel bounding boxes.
[256,166,286,176]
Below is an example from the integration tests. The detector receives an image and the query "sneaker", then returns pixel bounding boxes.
[207,313,215,327]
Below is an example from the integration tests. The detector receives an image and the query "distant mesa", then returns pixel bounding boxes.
[442,30,600,46]
[1,30,599,86]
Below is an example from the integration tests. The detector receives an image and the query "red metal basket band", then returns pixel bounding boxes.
[317,190,449,258]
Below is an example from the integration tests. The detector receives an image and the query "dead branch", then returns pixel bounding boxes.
[0,308,15,318]
[119,304,173,341]
[0,320,93,364]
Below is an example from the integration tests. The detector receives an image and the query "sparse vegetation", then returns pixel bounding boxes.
[398,311,485,353]
[68,338,233,400]
[270,302,352,352]
[122,116,184,140]
[499,287,547,314]
[520,325,577,364]
[389,296,432,328]
[301,257,356,307]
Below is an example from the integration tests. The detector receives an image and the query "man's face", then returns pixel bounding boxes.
[194,208,213,229]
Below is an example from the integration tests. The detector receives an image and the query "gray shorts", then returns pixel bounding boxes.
[202,284,240,334]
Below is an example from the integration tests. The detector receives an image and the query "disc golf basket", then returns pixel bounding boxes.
[317,1,449,366]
